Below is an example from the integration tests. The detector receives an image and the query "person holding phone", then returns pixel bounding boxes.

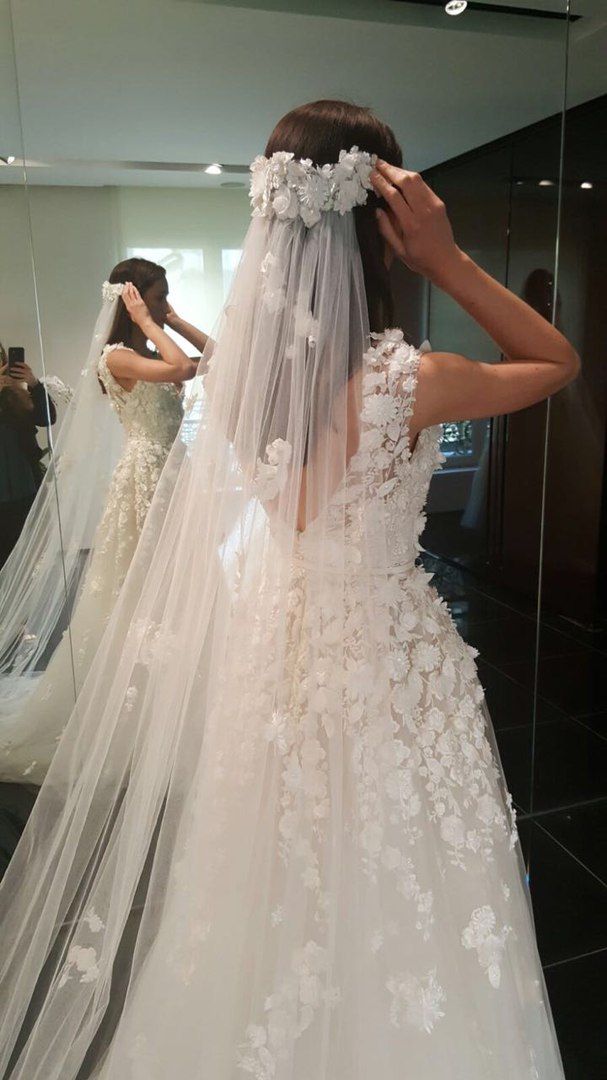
[0,343,56,567]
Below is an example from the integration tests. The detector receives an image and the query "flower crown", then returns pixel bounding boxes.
[101,281,125,302]
[249,146,377,228]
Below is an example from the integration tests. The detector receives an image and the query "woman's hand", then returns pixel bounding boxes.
[165,307,210,355]
[370,160,462,283]
[121,282,153,329]
[165,303,182,329]
[9,361,38,387]
[0,361,11,389]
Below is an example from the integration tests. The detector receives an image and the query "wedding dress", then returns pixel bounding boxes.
[0,148,566,1079]
[0,343,183,783]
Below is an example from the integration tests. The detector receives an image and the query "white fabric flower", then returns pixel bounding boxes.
[39,375,74,404]
[249,146,376,228]
[272,184,299,220]
[252,437,293,501]
[101,280,124,302]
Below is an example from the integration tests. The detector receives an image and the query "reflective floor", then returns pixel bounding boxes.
[422,551,607,1079]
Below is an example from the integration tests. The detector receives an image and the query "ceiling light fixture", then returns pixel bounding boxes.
[445,1,467,15]
[205,163,223,175]
[0,155,16,165]
[580,181,593,190]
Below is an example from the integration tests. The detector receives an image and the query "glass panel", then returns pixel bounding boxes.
[0,0,64,845]
[529,7,607,1073]
[5,0,585,1066]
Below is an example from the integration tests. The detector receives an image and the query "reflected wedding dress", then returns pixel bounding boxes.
[0,344,183,783]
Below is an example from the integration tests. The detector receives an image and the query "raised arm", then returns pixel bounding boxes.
[371,161,580,430]
[165,305,212,359]
[106,284,198,385]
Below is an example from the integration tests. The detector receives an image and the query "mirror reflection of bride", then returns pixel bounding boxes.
[0,257,210,783]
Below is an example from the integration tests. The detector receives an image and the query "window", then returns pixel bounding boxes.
[221,248,243,299]
[126,247,205,353]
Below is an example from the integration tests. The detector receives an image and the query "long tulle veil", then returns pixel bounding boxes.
[0,149,564,1079]
[0,285,125,764]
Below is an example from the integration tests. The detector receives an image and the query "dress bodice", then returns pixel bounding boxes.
[97,343,183,447]
[292,329,446,572]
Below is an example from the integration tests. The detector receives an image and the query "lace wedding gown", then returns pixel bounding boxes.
[72,332,563,1079]
[0,344,183,783]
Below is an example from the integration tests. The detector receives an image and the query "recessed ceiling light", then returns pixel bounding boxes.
[205,163,223,175]
[538,180,554,187]
[580,181,593,189]
[445,1,467,15]
[0,155,16,165]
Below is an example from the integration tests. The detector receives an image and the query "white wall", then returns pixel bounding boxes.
[0,186,40,370]
[0,183,251,396]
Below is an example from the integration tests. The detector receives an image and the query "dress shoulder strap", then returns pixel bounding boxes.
[364,329,430,445]
[98,343,132,399]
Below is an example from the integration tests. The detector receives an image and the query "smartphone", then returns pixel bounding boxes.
[8,346,25,371]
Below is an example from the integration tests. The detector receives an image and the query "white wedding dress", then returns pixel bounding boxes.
[71,332,562,1079]
[0,154,566,1074]
[0,344,183,783]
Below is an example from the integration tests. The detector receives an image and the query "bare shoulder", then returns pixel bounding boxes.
[104,345,134,367]
[412,349,465,430]
[104,346,141,390]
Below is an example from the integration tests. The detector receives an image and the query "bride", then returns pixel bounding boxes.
[0,257,209,783]
[0,100,578,1078]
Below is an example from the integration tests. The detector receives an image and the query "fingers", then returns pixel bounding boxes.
[375,159,436,214]
[121,282,142,314]
[370,168,417,233]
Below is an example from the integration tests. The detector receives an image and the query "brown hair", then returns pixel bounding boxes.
[98,257,167,394]
[105,257,167,349]
[265,99,403,333]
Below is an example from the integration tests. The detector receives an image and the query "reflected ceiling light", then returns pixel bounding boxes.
[205,163,223,175]
[538,180,554,186]
[445,1,467,14]
[0,155,16,165]
[580,181,593,189]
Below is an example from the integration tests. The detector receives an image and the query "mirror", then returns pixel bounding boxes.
[0,0,63,862]
[526,4,607,1074]
[5,0,602,1072]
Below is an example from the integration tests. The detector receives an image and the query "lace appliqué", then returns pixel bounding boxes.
[461,905,513,988]
[236,940,342,1079]
[252,438,293,501]
[57,906,105,988]
[386,966,446,1033]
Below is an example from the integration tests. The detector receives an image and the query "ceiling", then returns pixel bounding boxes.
[0,0,604,188]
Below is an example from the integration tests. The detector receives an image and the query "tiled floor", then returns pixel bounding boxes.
[423,550,607,1078]
[1,552,605,1076]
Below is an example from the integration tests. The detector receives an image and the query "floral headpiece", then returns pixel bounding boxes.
[249,146,377,228]
[101,281,125,303]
